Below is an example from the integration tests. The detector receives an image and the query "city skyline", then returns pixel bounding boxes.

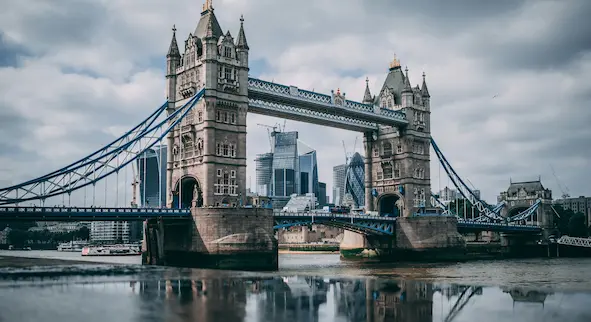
[0,0,590,204]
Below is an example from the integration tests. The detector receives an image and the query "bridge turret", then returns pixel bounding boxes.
[421,72,430,109]
[401,67,413,108]
[166,25,181,105]
[235,15,249,97]
[362,77,373,105]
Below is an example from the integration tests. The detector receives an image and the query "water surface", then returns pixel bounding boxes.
[1,251,590,321]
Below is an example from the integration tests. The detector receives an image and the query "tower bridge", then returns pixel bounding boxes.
[0,2,554,269]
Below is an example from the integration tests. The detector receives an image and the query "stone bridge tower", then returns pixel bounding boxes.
[498,179,554,230]
[363,57,432,218]
[165,1,249,208]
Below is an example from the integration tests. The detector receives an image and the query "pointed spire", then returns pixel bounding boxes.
[202,0,213,12]
[236,14,249,50]
[167,25,181,58]
[402,66,412,93]
[363,77,372,103]
[421,72,430,97]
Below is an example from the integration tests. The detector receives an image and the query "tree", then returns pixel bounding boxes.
[568,213,588,237]
[552,204,585,236]
[71,226,90,240]
[7,229,28,247]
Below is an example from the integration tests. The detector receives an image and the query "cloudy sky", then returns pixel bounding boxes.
[0,0,590,205]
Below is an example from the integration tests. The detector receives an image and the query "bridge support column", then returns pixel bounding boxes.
[340,231,378,259]
[143,207,278,270]
[500,232,544,257]
[364,132,374,212]
[391,217,466,261]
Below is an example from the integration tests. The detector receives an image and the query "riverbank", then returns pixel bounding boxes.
[0,255,105,268]
[278,250,339,254]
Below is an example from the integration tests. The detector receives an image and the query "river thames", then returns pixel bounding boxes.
[1,251,590,321]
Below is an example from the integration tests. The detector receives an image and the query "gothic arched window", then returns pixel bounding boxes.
[197,139,203,156]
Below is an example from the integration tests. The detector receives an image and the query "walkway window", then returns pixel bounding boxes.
[383,142,392,156]
[394,163,400,179]
[224,67,232,80]
[397,144,402,154]
[223,46,232,58]
[382,162,393,179]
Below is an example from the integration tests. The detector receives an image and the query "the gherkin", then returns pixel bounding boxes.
[344,152,365,208]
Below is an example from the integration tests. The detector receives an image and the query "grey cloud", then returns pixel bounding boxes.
[0,32,29,67]
[10,0,108,52]
[470,0,591,71]
[1,0,591,202]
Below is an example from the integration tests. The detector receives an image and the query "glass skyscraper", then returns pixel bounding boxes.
[298,140,319,197]
[344,152,365,208]
[272,132,299,198]
[255,153,273,197]
[332,164,346,205]
[136,145,167,208]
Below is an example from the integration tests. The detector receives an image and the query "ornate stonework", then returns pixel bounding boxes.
[364,63,432,217]
[166,5,249,208]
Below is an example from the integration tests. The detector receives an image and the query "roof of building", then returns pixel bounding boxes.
[376,65,406,105]
[507,180,545,195]
[348,152,364,168]
[297,140,315,155]
[194,8,224,40]
[283,194,316,212]
[236,15,249,49]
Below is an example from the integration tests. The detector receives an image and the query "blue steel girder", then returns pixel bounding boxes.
[457,220,541,233]
[248,78,408,129]
[0,206,192,221]
[273,213,396,235]
[0,89,205,205]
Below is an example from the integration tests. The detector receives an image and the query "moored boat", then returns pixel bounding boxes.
[57,241,89,252]
[81,244,141,256]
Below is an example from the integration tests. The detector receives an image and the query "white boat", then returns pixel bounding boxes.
[57,241,89,252]
[81,244,141,256]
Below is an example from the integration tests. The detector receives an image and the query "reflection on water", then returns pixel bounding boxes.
[1,269,590,322]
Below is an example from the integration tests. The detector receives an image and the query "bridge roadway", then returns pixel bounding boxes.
[0,206,542,234]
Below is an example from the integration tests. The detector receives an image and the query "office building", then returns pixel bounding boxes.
[332,164,346,206]
[271,131,299,208]
[90,221,130,243]
[298,140,319,196]
[344,152,365,208]
[255,153,274,197]
[137,145,167,207]
[318,182,328,207]
[556,196,591,226]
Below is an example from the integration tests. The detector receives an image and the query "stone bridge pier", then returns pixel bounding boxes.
[143,207,278,270]
[340,216,466,261]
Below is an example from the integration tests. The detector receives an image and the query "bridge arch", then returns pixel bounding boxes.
[274,215,395,235]
[376,192,404,217]
[172,175,203,208]
[507,205,532,223]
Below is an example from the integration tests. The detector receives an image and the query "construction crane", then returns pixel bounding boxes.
[550,164,570,199]
[257,123,286,152]
[130,161,140,208]
[342,136,359,166]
